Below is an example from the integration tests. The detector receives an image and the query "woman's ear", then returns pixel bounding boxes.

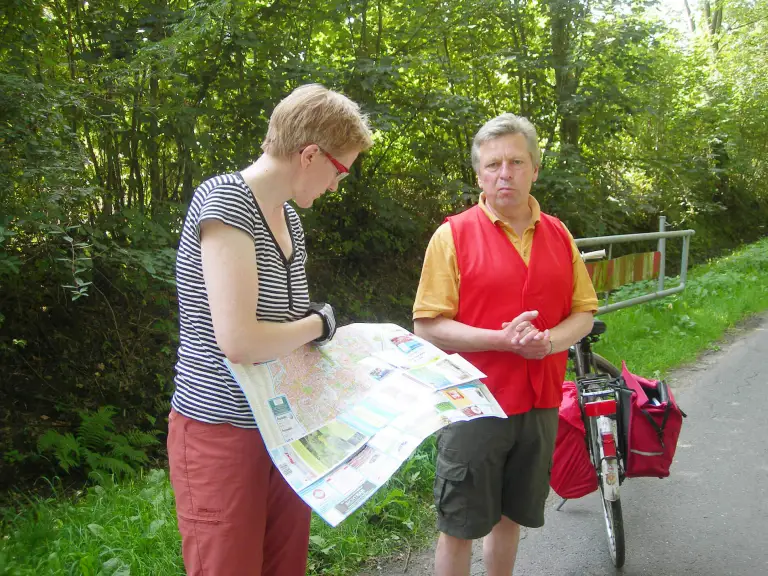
[299,144,320,168]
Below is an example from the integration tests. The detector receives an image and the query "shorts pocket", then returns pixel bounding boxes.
[169,416,239,523]
[434,453,469,526]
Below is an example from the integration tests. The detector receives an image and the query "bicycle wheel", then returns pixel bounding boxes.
[591,353,620,378]
[600,481,625,567]
[587,353,625,567]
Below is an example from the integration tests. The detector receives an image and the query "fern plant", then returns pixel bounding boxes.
[37,406,160,480]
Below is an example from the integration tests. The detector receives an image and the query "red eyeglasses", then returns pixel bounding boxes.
[320,148,350,182]
[300,146,350,182]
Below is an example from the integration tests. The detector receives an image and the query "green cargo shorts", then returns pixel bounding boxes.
[433,408,559,540]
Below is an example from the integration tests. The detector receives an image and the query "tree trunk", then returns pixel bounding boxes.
[148,67,161,212]
[129,73,145,211]
[550,0,583,155]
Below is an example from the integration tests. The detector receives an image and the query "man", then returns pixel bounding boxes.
[413,113,598,576]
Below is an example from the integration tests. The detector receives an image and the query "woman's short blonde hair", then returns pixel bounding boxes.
[261,84,373,158]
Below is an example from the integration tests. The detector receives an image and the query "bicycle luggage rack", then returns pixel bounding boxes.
[575,217,695,316]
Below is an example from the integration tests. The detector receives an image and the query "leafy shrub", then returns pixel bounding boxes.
[37,407,161,482]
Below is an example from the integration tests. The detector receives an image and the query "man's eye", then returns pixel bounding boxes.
[487,162,499,169]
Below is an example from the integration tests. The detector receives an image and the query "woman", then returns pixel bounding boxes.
[167,84,373,575]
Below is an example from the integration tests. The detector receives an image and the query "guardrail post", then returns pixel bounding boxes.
[657,216,666,292]
[605,243,613,306]
[680,233,691,286]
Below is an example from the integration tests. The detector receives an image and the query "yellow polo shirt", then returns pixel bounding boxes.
[413,195,598,320]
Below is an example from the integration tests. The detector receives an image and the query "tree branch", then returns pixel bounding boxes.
[683,0,696,32]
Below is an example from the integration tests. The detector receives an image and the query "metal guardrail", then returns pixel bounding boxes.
[575,216,695,315]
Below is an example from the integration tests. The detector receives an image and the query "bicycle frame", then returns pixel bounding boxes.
[554,222,694,568]
[579,376,621,501]
[570,338,591,378]
[573,252,624,494]
[564,329,626,567]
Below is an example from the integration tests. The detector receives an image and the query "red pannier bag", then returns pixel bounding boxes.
[619,361,685,478]
[550,381,598,499]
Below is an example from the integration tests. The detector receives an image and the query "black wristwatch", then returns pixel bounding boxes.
[306,302,336,345]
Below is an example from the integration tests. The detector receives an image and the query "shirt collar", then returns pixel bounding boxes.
[478,193,541,228]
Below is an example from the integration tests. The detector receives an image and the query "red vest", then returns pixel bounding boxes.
[447,205,573,415]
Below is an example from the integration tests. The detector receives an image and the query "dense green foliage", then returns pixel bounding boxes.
[1,0,767,487]
[2,237,767,574]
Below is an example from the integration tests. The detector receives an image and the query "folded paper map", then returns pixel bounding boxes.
[227,323,505,526]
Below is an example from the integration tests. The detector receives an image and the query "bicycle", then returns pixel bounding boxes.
[556,249,626,568]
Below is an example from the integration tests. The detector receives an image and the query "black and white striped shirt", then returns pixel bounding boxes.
[172,173,310,427]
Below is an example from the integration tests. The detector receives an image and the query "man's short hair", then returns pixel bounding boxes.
[261,84,373,158]
[471,113,540,171]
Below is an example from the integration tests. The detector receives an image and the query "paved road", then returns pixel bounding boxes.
[360,316,768,576]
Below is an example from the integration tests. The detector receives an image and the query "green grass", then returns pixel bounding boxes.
[2,237,767,575]
[0,470,181,575]
[0,446,438,576]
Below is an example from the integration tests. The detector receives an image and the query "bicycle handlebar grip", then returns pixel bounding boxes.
[581,249,607,262]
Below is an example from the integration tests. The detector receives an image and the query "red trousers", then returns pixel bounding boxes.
[167,409,311,575]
